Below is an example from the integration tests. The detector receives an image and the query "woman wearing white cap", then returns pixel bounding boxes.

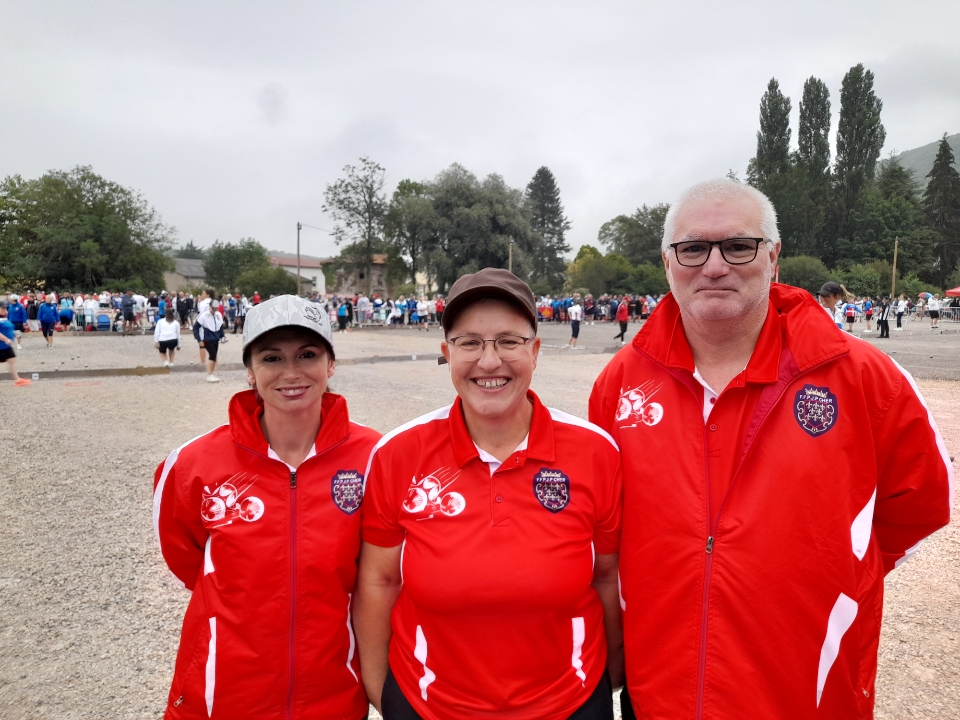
[153,294,381,719]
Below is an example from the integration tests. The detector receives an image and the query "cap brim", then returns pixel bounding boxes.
[441,285,538,333]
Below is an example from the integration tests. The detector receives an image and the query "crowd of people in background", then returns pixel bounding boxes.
[2,283,957,370]
[815,286,956,336]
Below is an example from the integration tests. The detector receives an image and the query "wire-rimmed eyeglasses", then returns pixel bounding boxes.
[444,334,536,362]
[668,238,769,267]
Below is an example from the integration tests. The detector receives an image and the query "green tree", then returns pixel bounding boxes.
[838,157,922,268]
[922,133,960,286]
[427,164,533,292]
[598,204,669,266]
[630,263,669,295]
[385,179,438,286]
[748,78,792,188]
[235,266,297,298]
[797,78,832,179]
[834,64,886,242]
[794,77,832,256]
[575,245,603,261]
[838,262,883,297]
[177,240,207,259]
[323,157,388,294]
[203,238,270,292]
[0,166,174,290]
[777,256,833,293]
[525,167,571,292]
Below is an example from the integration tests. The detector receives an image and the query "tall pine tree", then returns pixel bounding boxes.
[834,64,885,240]
[922,133,960,285]
[747,79,792,189]
[525,166,571,292]
[797,77,831,178]
[795,77,832,256]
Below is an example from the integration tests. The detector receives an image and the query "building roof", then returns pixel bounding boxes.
[175,258,205,278]
[269,255,331,269]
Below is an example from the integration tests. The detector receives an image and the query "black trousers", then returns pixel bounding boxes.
[896,312,903,328]
[878,319,890,337]
[381,668,614,720]
[614,321,628,341]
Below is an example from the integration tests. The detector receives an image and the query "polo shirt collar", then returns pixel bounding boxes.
[448,390,556,468]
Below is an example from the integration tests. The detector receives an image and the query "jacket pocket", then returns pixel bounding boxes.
[168,613,214,718]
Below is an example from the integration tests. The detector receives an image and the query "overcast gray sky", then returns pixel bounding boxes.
[2,1,959,259]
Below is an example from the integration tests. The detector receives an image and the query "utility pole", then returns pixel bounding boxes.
[297,222,302,296]
[508,239,514,274]
[891,237,899,298]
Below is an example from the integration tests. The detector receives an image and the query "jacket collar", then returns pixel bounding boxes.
[448,389,556,467]
[633,284,849,382]
[229,389,351,456]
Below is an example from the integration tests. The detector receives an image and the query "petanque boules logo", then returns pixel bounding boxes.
[794,385,838,437]
[200,473,265,528]
[331,470,363,515]
[615,380,664,428]
[302,304,326,328]
[533,468,570,513]
[402,467,466,519]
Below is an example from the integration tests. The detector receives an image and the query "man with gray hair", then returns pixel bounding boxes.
[589,178,953,719]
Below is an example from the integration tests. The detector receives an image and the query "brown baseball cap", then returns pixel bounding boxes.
[441,268,538,334]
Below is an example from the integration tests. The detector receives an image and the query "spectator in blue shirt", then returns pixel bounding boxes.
[7,296,26,349]
[37,296,60,347]
[0,303,30,385]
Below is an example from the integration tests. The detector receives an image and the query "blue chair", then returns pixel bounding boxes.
[97,313,111,332]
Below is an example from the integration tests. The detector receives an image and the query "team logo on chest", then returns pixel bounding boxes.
[331,470,364,515]
[533,468,571,513]
[616,380,664,428]
[794,385,839,437]
[201,472,265,528]
[403,467,466,519]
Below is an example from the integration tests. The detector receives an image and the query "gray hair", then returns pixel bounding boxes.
[661,178,780,251]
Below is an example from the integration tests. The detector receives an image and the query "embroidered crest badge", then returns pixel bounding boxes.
[331,470,364,515]
[533,468,571,513]
[794,385,838,437]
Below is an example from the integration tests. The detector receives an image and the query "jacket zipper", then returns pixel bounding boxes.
[286,468,297,720]
[695,422,713,720]
[691,354,838,720]
[255,436,346,720]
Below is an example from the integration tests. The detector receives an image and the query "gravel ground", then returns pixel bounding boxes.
[1,339,957,719]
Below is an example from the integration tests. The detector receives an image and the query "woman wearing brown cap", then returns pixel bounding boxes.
[355,268,624,720]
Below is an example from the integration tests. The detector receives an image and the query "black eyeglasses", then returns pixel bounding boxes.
[668,238,768,267]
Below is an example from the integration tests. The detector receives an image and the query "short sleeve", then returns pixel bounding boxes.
[360,449,406,548]
[592,444,622,555]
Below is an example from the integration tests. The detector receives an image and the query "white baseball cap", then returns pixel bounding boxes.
[242,294,334,359]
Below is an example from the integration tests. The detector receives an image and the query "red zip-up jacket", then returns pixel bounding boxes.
[153,390,380,720]
[589,284,954,720]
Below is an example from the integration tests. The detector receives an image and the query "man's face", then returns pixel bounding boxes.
[662,194,779,323]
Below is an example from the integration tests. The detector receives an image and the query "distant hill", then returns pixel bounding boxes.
[892,133,960,191]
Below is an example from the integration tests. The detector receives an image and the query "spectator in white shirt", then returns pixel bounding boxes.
[928,294,942,329]
[567,300,583,348]
[896,294,907,331]
[154,312,181,367]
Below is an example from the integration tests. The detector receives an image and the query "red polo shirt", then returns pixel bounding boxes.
[361,391,622,720]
